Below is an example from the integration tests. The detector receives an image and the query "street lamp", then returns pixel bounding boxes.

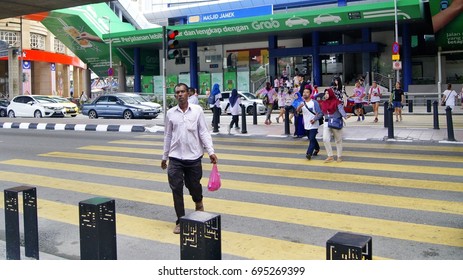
[102,16,112,93]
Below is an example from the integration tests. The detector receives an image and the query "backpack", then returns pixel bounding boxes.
[208,93,215,105]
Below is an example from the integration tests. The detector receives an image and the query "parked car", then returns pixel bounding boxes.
[39,95,79,117]
[7,95,65,118]
[81,93,159,119]
[219,91,267,115]
[344,98,373,115]
[119,92,162,114]
[0,98,9,117]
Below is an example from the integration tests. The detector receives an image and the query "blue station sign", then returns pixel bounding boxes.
[188,5,273,24]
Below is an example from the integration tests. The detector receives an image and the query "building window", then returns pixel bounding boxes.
[54,38,65,53]
[30,33,46,50]
[0,31,19,47]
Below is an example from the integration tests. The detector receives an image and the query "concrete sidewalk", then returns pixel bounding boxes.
[198,106,463,143]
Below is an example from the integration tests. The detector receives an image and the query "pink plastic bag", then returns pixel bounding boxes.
[207,164,221,191]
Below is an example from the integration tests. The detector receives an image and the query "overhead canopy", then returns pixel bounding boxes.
[39,4,137,77]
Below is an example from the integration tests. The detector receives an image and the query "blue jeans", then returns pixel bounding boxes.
[305,129,320,155]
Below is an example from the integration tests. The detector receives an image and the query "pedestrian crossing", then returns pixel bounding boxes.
[0,133,462,260]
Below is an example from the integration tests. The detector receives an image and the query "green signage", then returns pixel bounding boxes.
[429,0,463,51]
[111,0,422,47]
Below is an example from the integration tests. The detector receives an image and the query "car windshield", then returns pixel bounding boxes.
[119,96,139,104]
[241,92,257,99]
[34,96,56,103]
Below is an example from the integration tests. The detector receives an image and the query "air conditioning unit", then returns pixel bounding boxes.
[182,49,189,57]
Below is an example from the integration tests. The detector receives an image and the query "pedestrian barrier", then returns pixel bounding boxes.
[180,211,221,260]
[253,101,258,125]
[408,100,413,113]
[4,186,39,260]
[284,108,291,135]
[433,101,440,130]
[326,232,372,260]
[212,107,220,133]
[387,105,394,139]
[383,101,389,128]
[427,99,432,113]
[445,106,456,141]
[240,104,247,134]
[79,197,117,260]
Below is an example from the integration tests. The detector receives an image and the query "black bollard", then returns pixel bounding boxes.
[180,212,221,260]
[433,101,439,130]
[383,101,389,128]
[79,197,117,260]
[387,105,394,139]
[326,232,372,260]
[240,104,247,134]
[445,106,456,141]
[408,100,413,113]
[212,107,219,133]
[426,99,432,113]
[4,186,39,260]
[284,106,290,135]
[253,102,258,125]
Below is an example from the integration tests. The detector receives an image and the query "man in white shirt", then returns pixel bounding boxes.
[161,83,218,234]
[188,87,199,105]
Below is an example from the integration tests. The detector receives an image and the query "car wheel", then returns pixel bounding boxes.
[0,109,6,117]
[246,106,254,115]
[88,110,98,119]
[34,110,42,118]
[8,110,15,118]
[123,110,134,119]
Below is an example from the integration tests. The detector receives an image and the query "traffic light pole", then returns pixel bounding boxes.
[162,26,167,121]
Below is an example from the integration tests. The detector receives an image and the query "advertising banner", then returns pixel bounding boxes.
[50,63,56,95]
[429,0,463,51]
[198,73,211,95]
[40,3,135,77]
[223,71,237,91]
[141,76,153,93]
[166,75,178,94]
[211,73,224,92]
[22,61,31,95]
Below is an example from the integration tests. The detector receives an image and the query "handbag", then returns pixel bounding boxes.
[207,164,221,191]
[327,117,343,129]
[441,93,451,106]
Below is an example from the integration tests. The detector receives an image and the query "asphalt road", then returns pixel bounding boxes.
[0,129,462,260]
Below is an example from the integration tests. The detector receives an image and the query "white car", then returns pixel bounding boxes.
[219,91,267,115]
[7,95,65,118]
[285,16,309,27]
[119,92,162,114]
[314,14,341,24]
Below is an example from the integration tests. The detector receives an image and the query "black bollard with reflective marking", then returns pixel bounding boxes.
[284,106,290,135]
[387,105,394,139]
[253,102,258,125]
[327,232,372,260]
[212,106,219,133]
[426,99,432,113]
[180,211,221,260]
[408,100,413,113]
[79,197,117,260]
[433,101,439,130]
[240,104,247,134]
[383,101,389,128]
[4,186,39,260]
[445,106,456,141]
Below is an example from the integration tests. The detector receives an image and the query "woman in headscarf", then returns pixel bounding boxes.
[316,88,350,163]
[209,83,222,128]
[227,89,241,134]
